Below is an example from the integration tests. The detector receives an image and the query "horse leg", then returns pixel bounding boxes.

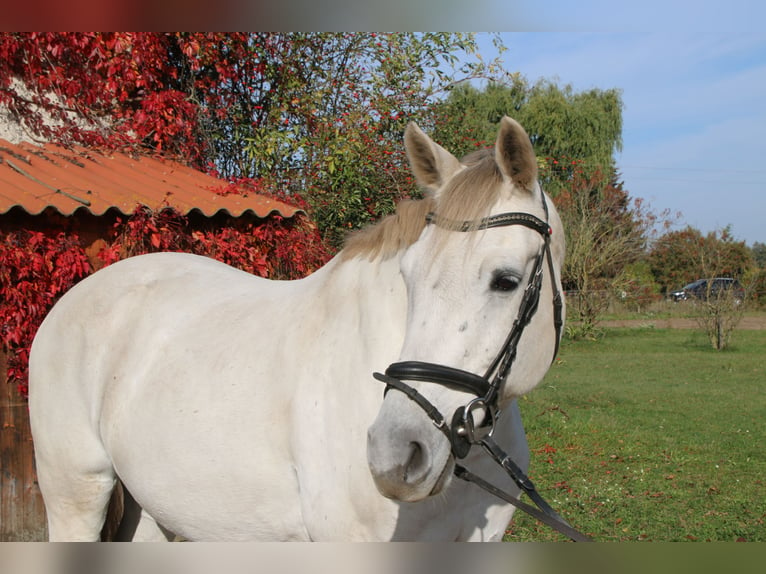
[35,450,117,542]
[38,456,172,542]
[31,399,120,542]
[133,510,176,541]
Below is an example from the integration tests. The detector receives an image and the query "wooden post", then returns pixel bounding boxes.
[0,351,47,541]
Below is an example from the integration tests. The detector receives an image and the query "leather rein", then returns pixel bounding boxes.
[372,191,592,542]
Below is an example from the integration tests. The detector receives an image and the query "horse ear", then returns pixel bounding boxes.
[495,116,537,192]
[404,122,461,194]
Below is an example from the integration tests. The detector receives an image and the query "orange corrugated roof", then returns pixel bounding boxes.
[0,139,302,219]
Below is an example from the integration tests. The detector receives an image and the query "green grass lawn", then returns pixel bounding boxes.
[504,327,766,542]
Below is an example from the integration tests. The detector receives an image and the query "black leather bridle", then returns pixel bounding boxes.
[373,191,592,542]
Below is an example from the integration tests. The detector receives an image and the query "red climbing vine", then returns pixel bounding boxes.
[0,230,91,395]
[97,204,329,280]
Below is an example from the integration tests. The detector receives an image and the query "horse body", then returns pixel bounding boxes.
[29,250,526,541]
[28,117,563,541]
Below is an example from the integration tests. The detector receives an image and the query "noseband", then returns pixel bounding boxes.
[373,191,591,542]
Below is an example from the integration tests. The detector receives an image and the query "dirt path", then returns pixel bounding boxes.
[598,316,766,330]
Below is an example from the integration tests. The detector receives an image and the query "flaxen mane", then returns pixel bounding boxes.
[341,197,435,261]
[341,148,510,261]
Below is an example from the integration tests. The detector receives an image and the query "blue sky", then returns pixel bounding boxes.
[472,31,766,246]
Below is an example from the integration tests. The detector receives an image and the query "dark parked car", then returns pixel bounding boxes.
[669,278,745,303]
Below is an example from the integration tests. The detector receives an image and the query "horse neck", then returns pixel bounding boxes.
[303,251,408,360]
[323,251,406,320]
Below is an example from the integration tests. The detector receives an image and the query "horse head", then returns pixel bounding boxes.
[367,117,565,502]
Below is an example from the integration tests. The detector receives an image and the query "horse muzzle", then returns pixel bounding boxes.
[366,394,455,502]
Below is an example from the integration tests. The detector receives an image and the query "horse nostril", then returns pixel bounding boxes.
[404,441,429,483]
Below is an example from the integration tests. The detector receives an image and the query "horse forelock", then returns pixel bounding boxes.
[435,149,504,227]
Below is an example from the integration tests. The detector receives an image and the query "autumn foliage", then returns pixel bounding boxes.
[99,205,329,277]
[0,230,91,394]
[0,33,203,157]
[648,226,753,293]
[0,32,507,244]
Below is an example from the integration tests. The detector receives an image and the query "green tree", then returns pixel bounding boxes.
[520,81,623,196]
[752,242,766,268]
[613,260,661,313]
[184,33,513,249]
[429,79,529,156]
[747,242,766,307]
[430,79,623,196]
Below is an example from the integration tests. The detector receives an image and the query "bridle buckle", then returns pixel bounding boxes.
[450,397,497,459]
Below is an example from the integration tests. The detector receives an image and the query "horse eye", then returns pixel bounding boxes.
[490,273,520,293]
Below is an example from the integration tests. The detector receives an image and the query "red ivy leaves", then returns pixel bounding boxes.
[0,32,215,162]
[0,230,91,394]
[132,90,199,153]
[98,204,330,280]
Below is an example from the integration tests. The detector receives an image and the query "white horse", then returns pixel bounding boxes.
[28,117,565,541]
